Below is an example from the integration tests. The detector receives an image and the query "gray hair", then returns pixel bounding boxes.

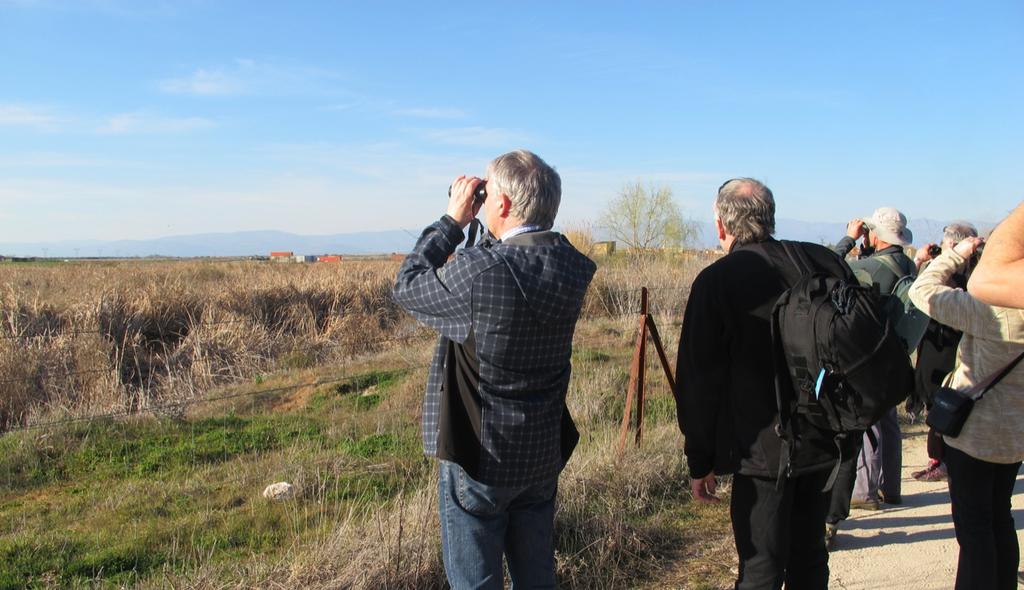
[487,150,561,229]
[715,178,776,245]
[942,221,978,246]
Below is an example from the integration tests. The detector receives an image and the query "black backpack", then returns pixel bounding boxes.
[759,241,914,489]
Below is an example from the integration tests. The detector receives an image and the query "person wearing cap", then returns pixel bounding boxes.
[824,207,916,547]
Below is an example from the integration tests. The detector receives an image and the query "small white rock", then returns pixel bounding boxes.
[262,481,295,501]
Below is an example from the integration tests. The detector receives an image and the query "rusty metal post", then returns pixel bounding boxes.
[646,315,676,392]
[619,287,649,451]
[617,287,679,452]
[634,288,648,445]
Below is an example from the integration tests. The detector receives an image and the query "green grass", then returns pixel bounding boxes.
[0,413,324,490]
[573,347,613,363]
[0,367,429,588]
[308,368,406,412]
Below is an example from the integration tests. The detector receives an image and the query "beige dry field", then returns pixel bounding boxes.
[0,253,737,589]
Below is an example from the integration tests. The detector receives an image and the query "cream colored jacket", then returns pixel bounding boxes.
[908,250,1024,464]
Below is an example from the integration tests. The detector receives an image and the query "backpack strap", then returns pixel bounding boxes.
[745,242,799,488]
[769,294,795,489]
[771,241,816,488]
[821,434,847,492]
[780,240,815,277]
[875,254,915,292]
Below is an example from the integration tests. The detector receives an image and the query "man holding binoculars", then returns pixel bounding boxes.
[393,149,596,589]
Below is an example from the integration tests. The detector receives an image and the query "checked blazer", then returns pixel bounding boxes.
[393,215,596,487]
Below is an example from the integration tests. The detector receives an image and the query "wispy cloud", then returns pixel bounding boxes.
[394,107,468,119]
[322,103,357,112]
[98,112,216,135]
[0,152,120,167]
[0,103,59,130]
[0,0,189,17]
[256,141,479,183]
[158,59,343,97]
[158,68,241,96]
[415,126,530,147]
[0,0,42,7]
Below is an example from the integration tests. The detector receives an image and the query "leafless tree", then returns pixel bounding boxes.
[599,182,699,252]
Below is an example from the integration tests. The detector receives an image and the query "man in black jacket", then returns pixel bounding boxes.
[676,178,858,589]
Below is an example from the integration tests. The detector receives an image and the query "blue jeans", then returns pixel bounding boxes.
[437,460,558,590]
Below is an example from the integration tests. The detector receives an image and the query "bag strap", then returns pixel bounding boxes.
[821,435,846,493]
[748,241,801,488]
[781,240,815,277]
[875,254,915,292]
[465,218,484,248]
[769,292,794,489]
[967,351,1024,401]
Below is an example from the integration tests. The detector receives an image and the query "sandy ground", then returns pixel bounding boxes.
[827,428,1024,589]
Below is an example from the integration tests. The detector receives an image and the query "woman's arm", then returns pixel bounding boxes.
[968,202,1024,309]
[909,238,993,334]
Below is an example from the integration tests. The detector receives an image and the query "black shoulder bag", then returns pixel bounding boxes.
[927,351,1024,437]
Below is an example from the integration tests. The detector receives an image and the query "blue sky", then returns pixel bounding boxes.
[1,0,1022,242]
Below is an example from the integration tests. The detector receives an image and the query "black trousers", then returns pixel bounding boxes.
[926,427,944,462]
[826,448,858,525]
[944,443,1022,590]
[731,470,830,590]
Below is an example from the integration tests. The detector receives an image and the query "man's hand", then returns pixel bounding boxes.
[446,175,484,228]
[953,237,984,259]
[846,219,866,240]
[915,243,938,266]
[690,473,720,504]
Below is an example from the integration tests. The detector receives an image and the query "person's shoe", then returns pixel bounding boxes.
[912,466,934,479]
[850,496,881,511]
[913,461,942,481]
[879,491,902,505]
[920,463,948,482]
[825,523,838,550]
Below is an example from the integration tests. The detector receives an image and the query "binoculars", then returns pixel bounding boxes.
[448,180,487,204]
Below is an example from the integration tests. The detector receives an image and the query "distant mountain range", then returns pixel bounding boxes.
[0,218,992,258]
[0,229,419,258]
[687,217,988,250]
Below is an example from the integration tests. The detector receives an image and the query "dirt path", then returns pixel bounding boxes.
[827,427,1024,589]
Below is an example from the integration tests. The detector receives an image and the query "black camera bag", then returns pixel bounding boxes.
[927,352,1024,437]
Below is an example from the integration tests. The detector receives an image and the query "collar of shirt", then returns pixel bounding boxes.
[500,224,544,241]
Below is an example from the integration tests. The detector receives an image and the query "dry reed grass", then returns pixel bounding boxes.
[1,253,714,431]
[583,252,720,318]
[0,260,408,430]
